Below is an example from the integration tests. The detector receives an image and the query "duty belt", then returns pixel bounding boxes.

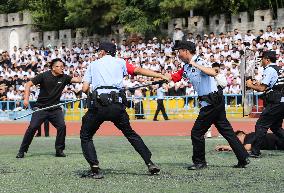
[198,90,223,106]
[87,89,128,108]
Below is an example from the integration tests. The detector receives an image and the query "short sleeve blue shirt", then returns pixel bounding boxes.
[261,64,278,89]
[83,55,128,91]
[182,55,218,96]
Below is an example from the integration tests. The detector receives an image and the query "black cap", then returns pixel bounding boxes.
[99,42,116,54]
[173,41,196,52]
[259,51,276,60]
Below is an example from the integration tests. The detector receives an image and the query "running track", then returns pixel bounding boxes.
[0,119,268,136]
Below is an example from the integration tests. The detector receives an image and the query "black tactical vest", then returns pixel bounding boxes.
[267,65,284,93]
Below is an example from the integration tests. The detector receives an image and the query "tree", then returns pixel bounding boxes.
[65,0,125,34]
[119,0,199,34]
[0,0,21,14]
[28,0,68,31]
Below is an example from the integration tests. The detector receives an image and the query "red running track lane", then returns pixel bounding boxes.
[0,119,263,136]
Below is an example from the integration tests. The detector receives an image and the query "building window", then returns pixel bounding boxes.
[238,18,241,23]
[48,36,51,40]
[194,22,197,26]
[215,20,219,25]
[261,16,264,21]
[32,37,35,41]
[12,18,15,22]
[19,13,23,21]
[64,34,67,38]
[163,22,168,30]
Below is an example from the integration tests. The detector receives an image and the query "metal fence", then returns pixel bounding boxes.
[0,93,264,121]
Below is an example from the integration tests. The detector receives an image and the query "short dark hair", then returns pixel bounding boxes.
[173,41,196,54]
[212,62,220,68]
[260,51,277,63]
[50,58,64,67]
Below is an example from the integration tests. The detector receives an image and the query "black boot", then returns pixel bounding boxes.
[233,158,250,168]
[16,151,25,158]
[147,161,160,175]
[55,150,66,157]
[81,165,104,179]
[187,163,207,170]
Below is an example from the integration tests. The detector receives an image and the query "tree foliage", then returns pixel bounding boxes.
[28,0,68,31]
[0,0,283,34]
[64,0,125,34]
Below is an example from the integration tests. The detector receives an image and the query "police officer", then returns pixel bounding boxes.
[168,41,249,169]
[80,42,169,179]
[246,51,284,158]
[16,58,82,158]
[153,83,169,121]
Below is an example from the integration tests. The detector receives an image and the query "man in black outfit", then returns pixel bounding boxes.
[16,58,82,158]
[153,83,169,121]
[216,130,284,151]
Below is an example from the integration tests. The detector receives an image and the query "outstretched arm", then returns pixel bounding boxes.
[134,67,169,80]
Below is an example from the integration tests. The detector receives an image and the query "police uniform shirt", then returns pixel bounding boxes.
[261,63,278,89]
[262,63,284,102]
[83,55,136,94]
[170,55,218,107]
[32,71,72,107]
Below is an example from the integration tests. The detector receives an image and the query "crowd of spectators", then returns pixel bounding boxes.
[0,25,284,111]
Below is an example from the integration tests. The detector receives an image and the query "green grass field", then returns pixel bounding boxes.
[0,136,284,193]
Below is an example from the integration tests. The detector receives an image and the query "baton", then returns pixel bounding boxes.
[124,79,168,91]
[13,80,167,120]
[13,98,84,120]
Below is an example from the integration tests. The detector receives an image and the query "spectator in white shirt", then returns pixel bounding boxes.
[233,29,242,41]
[172,24,184,43]
[244,30,256,46]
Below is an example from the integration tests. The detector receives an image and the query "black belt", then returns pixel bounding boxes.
[198,90,223,105]
[95,86,119,90]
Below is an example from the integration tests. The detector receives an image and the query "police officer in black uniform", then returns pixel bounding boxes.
[80,42,169,179]
[246,51,284,157]
[16,58,82,158]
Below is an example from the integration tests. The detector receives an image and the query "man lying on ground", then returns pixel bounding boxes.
[215,130,284,151]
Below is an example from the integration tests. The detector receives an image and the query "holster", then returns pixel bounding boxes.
[119,91,129,107]
[98,93,111,106]
[87,91,99,109]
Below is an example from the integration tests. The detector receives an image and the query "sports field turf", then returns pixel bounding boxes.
[0,136,283,193]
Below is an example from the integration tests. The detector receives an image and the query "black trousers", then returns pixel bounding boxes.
[19,109,66,153]
[134,101,145,119]
[36,120,50,137]
[191,100,248,164]
[80,103,152,166]
[153,99,168,120]
[252,103,284,155]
